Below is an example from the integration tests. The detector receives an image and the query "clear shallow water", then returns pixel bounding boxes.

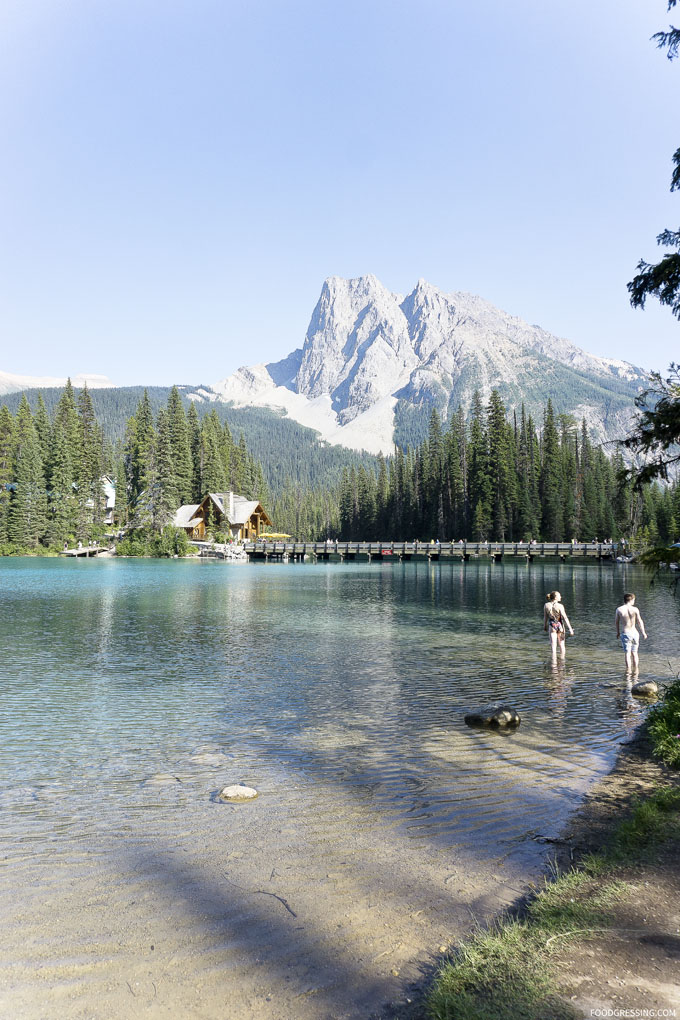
[1,556,677,856]
[3,557,680,1019]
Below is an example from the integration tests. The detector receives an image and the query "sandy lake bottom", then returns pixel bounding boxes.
[1,558,677,1018]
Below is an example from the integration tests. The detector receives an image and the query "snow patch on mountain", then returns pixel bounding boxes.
[213,275,649,454]
[212,363,395,453]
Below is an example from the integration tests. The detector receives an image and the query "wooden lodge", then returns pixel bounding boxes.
[173,492,272,542]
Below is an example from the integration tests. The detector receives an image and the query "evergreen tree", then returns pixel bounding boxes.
[200,412,227,494]
[77,383,104,533]
[113,457,128,528]
[516,406,540,540]
[375,454,389,537]
[539,399,563,540]
[236,432,253,495]
[46,414,77,546]
[166,386,193,505]
[389,449,406,537]
[8,396,47,548]
[486,390,513,540]
[357,465,376,539]
[611,451,632,537]
[627,3,680,322]
[53,379,81,476]
[577,420,595,538]
[451,406,468,536]
[186,401,202,500]
[559,415,578,540]
[154,408,178,527]
[33,393,51,471]
[127,390,156,504]
[0,406,15,543]
[424,408,445,537]
[443,422,465,539]
[251,459,270,508]
[468,392,491,539]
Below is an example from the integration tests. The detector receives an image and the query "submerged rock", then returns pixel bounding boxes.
[631,680,658,698]
[218,784,259,803]
[464,705,521,729]
[189,752,230,767]
[143,773,182,786]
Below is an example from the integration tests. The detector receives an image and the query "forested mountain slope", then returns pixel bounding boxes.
[0,386,381,496]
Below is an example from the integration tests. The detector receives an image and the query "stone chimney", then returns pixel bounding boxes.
[228,491,234,518]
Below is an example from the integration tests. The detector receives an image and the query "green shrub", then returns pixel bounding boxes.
[152,525,189,557]
[647,679,680,768]
[115,525,189,558]
[115,529,153,556]
[0,542,61,557]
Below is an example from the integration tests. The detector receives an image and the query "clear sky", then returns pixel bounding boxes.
[1,0,678,386]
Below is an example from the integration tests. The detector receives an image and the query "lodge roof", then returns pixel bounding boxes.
[172,492,272,531]
[208,492,272,526]
[172,504,200,528]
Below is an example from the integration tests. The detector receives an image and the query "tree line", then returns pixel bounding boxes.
[272,392,680,545]
[2,381,678,553]
[1,384,382,500]
[0,382,268,552]
[118,387,268,531]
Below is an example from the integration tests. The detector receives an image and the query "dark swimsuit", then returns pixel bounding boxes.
[548,604,564,634]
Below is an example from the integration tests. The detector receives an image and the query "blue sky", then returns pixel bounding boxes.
[1,0,678,386]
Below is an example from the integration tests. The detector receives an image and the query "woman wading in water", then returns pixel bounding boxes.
[543,590,574,660]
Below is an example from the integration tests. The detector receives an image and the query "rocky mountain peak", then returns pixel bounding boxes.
[213,275,648,455]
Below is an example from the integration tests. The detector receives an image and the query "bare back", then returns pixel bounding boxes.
[616,603,642,636]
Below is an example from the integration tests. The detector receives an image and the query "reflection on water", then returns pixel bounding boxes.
[0,557,677,857]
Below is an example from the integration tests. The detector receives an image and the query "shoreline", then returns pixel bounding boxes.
[2,557,676,1019]
[417,718,680,1020]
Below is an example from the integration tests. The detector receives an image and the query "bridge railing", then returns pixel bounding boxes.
[243,540,616,557]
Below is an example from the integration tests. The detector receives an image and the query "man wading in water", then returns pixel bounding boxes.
[615,593,648,675]
[543,591,574,661]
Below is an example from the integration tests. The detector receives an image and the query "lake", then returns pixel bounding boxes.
[1,557,677,1019]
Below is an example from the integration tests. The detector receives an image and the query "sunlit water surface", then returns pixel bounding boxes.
[1,558,677,852]
[1,558,678,1018]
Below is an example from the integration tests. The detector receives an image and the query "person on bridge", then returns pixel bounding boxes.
[615,593,647,675]
[543,591,574,661]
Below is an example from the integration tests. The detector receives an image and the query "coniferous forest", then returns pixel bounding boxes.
[0,383,268,554]
[271,394,680,546]
[0,381,678,553]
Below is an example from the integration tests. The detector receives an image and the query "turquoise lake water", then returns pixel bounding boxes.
[1,557,677,856]
[2,557,679,1018]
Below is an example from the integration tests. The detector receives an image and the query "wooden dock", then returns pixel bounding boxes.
[242,540,622,563]
[61,545,112,557]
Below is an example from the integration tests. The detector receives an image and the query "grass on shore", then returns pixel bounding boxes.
[647,677,680,769]
[426,783,680,1020]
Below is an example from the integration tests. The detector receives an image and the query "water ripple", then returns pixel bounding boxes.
[0,558,676,856]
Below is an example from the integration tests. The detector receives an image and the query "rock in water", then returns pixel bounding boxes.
[218,784,258,802]
[464,705,521,729]
[142,773,182,786]
[631,681,658,698]
[189,752,230,767]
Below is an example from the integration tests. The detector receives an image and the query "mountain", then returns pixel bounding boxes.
[0,370,115,397]
[1,276,649,456]
[213,275,648,453]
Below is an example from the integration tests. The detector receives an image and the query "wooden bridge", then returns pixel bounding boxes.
[242,540,624,563]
